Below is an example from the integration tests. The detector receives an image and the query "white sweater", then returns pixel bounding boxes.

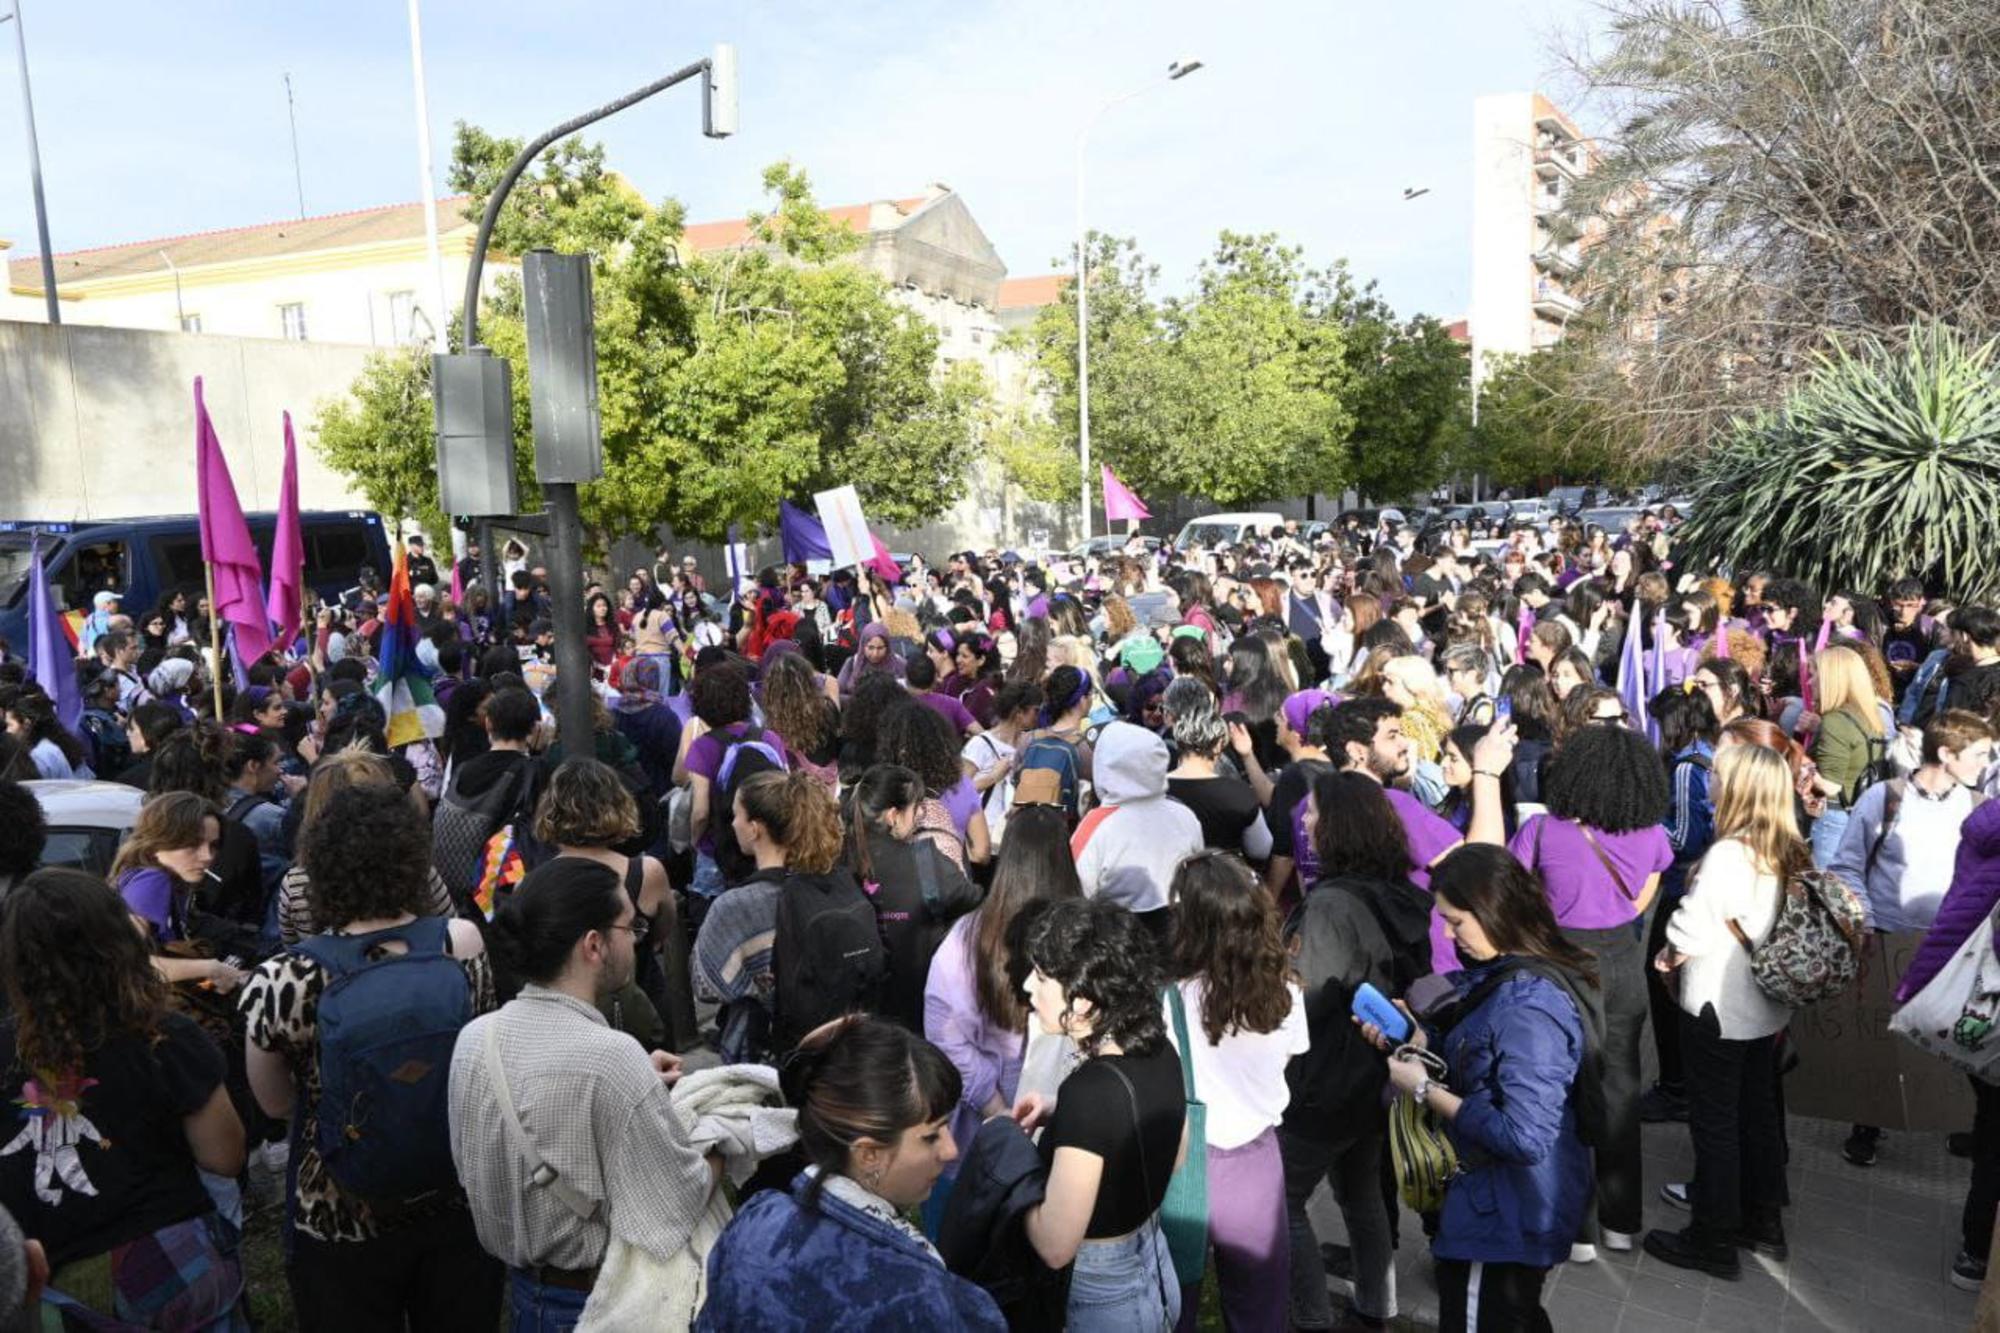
[1666,838,1792,1039]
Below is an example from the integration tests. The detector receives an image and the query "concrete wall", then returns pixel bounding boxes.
[0,319,376,520]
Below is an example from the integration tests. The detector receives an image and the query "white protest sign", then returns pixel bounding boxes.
[814,485,871,570]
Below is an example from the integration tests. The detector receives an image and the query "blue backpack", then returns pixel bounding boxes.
[292,917,472,1204]
[1016,733,1083,821]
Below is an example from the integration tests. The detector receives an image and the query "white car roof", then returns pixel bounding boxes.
[24,779,145,829]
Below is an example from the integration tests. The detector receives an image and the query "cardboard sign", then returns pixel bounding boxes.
[814,485,870,571]
[1786,932,1977,1131]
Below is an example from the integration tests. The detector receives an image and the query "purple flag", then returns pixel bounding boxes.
[195,378,272,670]
[1101,465,1151,523]
[1644,608,1667,743]
[266,411,306,650]
[1614,594,1653,743]
[26,536,81,732]
[779,501,834,564]
[1515,604,1535,663]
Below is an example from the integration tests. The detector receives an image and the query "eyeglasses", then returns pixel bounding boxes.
[1593,710,1629,725]
[607,917,650,943]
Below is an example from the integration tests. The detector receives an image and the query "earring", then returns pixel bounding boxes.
[863,1166,884,1190]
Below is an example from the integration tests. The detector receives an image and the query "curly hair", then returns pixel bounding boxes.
[534,757,640,848]
[1022,898,1166,1057]
[762,651,835,759]
[1169,851,1294,1044]
[1541,721,1670,832]
[840,671,908,750]
[146,723,230,803]
[689,663,753,729]
[300,782,433,928]
[733,769,844,874]
[1,868,169,1076]
[873,701,962,796]
[0,780,48,878]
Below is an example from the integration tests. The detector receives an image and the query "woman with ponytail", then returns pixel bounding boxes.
[698,1016,1004,1329]
[845,764,982,1031]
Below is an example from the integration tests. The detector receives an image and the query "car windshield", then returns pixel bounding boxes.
[0,536,44,602]
[1179,522,1238,548]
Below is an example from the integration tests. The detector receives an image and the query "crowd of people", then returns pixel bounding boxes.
[0,505,1997,1329]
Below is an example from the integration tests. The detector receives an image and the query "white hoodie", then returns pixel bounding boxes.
[1074,722,1205,914]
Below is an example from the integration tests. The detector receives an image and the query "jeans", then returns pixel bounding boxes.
[1069,1219,1181,1332]
[1434,1258,1552,1332]
[507,1268,590,1333]
[1680,1011,1787,1236]
[1281,1126,1397,1326]
[690,850,727,899]
[1810,806,1851,870]
[1561,918,1648,1235]
[1174,1128,1287,1333]
[1964,1076,2000,1258]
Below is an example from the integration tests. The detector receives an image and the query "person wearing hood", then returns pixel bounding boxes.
[1281,771,1436,1331]
[144,657,201,724]
[836,622,906,702]
[78,589,121,656]
[1071,721,1204,942]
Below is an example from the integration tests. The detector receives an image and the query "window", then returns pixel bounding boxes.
[279,302,308,341]
[180,313,203,334]
[388,290,416,341]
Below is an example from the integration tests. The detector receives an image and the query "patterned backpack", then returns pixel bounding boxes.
[1727,866,1866,1007]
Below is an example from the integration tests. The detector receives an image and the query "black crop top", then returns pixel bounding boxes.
[1039,1044,1186,1238]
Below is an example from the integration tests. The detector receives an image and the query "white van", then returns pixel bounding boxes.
[1174,512,1287,550]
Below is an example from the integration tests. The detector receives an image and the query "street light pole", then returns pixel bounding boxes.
[1074,59,1201,543]
[4,1,60,325]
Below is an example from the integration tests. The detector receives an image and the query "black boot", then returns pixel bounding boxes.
[1733,1210,1789,1261]
[1644,1226,1742,1279]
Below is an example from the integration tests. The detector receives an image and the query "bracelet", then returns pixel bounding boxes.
[1412,1077,1431,1105]
[1473,769,1506,780]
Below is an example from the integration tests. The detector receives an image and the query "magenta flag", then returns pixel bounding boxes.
[865,532,903,586]
[1515,604,1535,663]
[195,378,273,669]
[265,411,306,647]
[1101,466,1151,523]
[1712,621,1730,660]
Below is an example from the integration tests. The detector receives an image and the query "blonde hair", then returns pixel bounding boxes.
[879,608,922,643]
[1814,643,1885,737]
[1380,654,1449,708]
[1711,743,1810,880]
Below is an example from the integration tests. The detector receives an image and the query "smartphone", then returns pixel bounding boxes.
[1352,982,1411,1043]
[1495,695,1513,722]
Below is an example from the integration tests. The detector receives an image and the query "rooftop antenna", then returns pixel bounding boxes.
[284,72,305,218]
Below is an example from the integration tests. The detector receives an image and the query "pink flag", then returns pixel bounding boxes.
[1101,466,1151,523]
[195,378,273,669]
[1712,622,1730,660]
[866,532,903,586]
[1516,604,1535,663]
[265,411,306,648]
[1798,637,1814,715]
[1813,617,1832,655]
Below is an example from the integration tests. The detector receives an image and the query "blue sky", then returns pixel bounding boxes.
[0,0,1603,321]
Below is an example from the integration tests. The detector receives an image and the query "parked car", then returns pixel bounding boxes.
[1174,512,1287,550]
[1067,534,1162,561]
[25,779,144,877]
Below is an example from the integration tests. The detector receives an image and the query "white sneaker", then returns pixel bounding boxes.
[1602,1229,1637,1252]
[1659,1182,1690,1210]
[1569,1243,1598,1264]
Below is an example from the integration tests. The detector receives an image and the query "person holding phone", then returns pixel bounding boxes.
[1358,845,1599,1333]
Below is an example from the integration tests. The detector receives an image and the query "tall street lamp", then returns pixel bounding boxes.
[1075,57,1202,542]
[3,0,59,324]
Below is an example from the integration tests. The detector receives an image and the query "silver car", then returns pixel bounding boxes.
[26,779,144,876]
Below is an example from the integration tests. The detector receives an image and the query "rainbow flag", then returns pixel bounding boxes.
[373,542,444,748]
[473,826,527,920]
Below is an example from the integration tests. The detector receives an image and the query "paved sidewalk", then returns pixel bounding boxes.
[1303,1115,1983,1330]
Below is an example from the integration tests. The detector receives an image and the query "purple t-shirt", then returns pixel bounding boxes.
[915,691,977,737]
[117,867,182,943]
[1511,815,1673,928]
[1383,788,1468,975]
[687,722,758,856]
[940,776,983,840]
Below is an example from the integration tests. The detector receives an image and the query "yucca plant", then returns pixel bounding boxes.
[1677,323,2000,598]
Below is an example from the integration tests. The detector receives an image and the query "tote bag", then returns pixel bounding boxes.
[1159,985,1210,1287]
[1890,913,2000,1081]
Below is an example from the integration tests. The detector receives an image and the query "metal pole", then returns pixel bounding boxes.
[544,484,591,750]
[479,520,499,635]
[5,1,60,325]
[159,251,183,328]
[406,0,450,354]
[1075,130,1092,544]
[284,73,306,219]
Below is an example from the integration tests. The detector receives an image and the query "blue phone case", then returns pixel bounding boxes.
[1352,982,1411,1042]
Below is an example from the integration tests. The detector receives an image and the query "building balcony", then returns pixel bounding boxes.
[1534,186,1565,218]
[1535,145,1583,180]
[1532,280,1584,321]
[1534,243,1582,277]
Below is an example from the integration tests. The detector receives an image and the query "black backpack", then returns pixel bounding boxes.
[772,868,885,1050]
[711,725,789,885]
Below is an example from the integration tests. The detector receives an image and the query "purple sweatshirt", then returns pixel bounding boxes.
[1897,800,2000,1003]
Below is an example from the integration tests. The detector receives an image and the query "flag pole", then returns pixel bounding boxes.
[203,558,224,720]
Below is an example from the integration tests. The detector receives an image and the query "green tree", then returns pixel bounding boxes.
[1319,271,1470,500]
[1465,343,1641,491]
[312,132,982,546]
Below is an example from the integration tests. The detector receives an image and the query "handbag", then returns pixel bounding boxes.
[1157,985,1210,1286]
[1385,1045,1458,1213]
[1890,910,2000,1079]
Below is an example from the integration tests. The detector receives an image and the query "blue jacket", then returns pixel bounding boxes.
[698,1173,1006,1332]
[1429,962,1593,1269]
[1664,743,1717,879]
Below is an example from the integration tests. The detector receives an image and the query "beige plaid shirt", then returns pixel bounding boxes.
[448,985,713,1270]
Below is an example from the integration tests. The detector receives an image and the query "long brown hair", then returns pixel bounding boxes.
[761,651,835,759]
[1169,851,1295,1044]
[2,869,169,1075]
[110,790,220,881]
[734,770,842,874]
[968,804,1081,1030]
[1431,844,1600,985]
